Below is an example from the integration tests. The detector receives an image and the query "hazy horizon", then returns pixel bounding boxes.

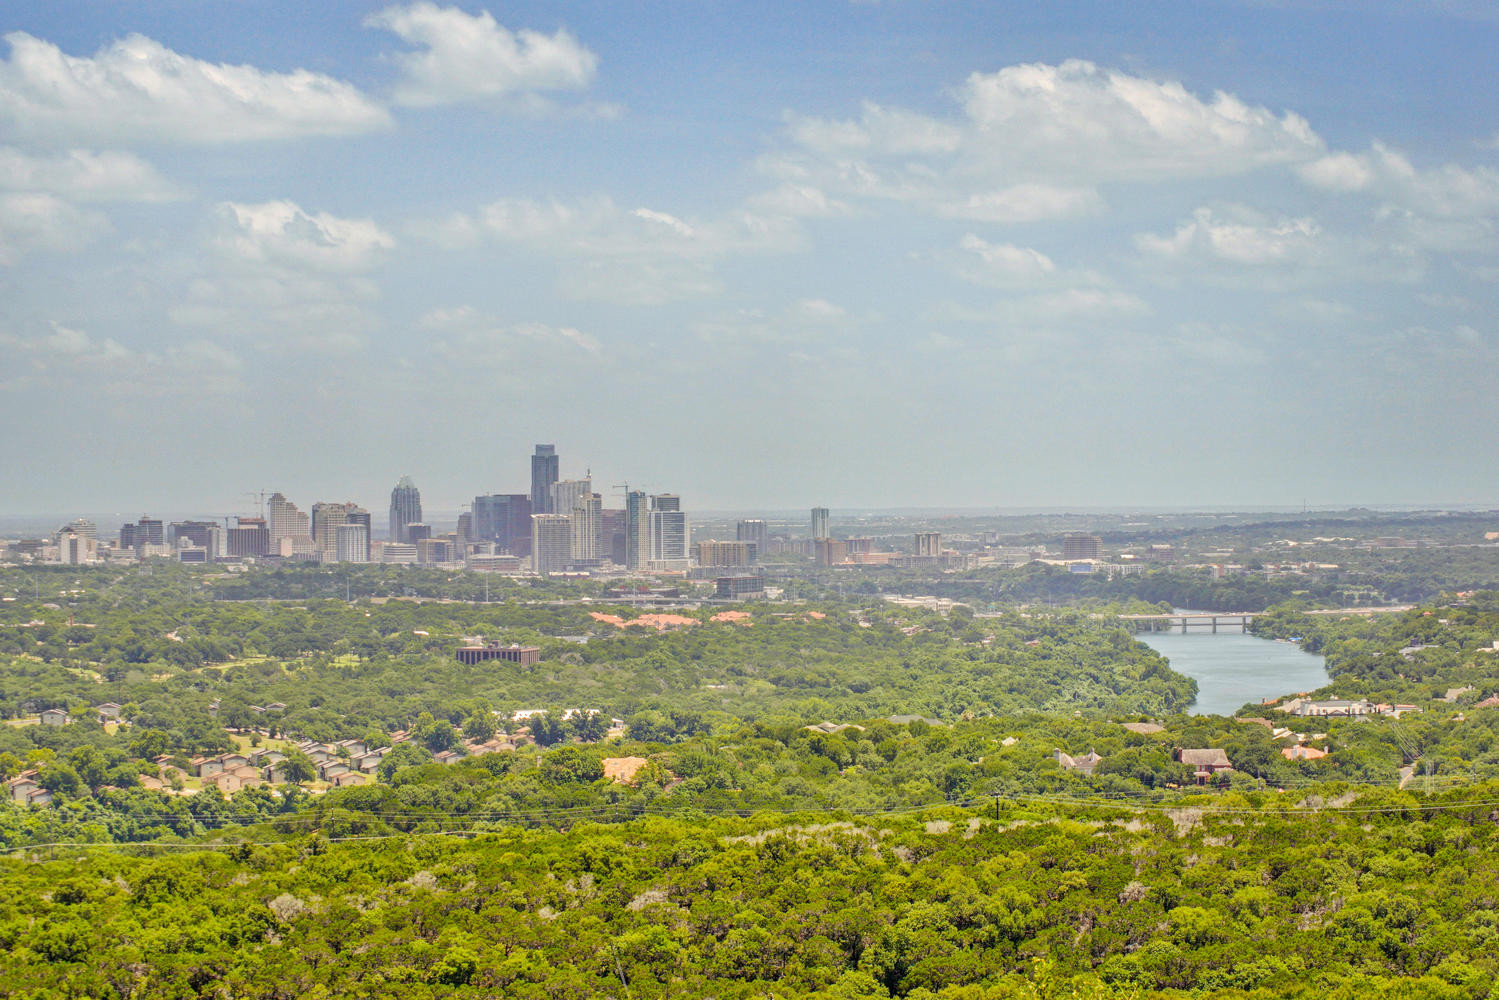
[2,2,1497,512]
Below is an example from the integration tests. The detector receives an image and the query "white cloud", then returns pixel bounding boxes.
[416,195,805,304]
[937,183,1104,223]
[953,234,1057,284]
[747,183,853,217]
[419,305,602,361]
[1298,142,1499,218]
[957,61,1321,180]
[0,147,180,202]
[0,321,242,397]
[366,3,597,107]
[216,201,395,273]
[1137,205,1320,264]
[0,192,109,263]
[0,31,389,145]
[765,59,1324,222]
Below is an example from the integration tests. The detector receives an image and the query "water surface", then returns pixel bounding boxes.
[1136,626,1330,716]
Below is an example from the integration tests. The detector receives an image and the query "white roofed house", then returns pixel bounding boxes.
[1054,749,1104,776]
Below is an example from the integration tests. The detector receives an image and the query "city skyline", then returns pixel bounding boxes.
[2,3,1498,511]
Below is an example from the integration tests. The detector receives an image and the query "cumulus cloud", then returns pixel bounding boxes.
[165,201,395,353]
[1298,142,1499,218]
[763,59,1324,222]
[0,321,242,397]
[747,183,853,217]
[952,234,1058,284]
[937,183,1104,223]
[0,147,180,202]
[693,297,867,346]
[1137,205,1321,264]
[366,3,597,107]
[0,31,389,145]
[419,305,602,360]
[215,201,395,273]
[0,192,109,263]
[411,195,805,305]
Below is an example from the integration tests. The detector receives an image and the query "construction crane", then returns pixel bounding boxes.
[245,490,270,519]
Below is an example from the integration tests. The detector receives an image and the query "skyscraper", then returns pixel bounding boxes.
[570,493,602,563]
[736,519,767,560]
[389,475,422,543]
[550,478,591,520]
[336,523,369,563]
[267,493,310,548]
[531,445,559,514]
[472,493,533,555]
[625,490,649,570]
[531,513,572,575]
[810,507,830,540]
[649,494,689,566]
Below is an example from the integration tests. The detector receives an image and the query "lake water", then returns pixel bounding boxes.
[1135,618,1330,716]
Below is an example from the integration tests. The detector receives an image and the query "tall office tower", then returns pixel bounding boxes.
[601,508,627,564]
[389,475,423,543]
[55,518,96,542]
[736,519,768,553]
[810,507,830,540]
[312,502,349,554]
[344,506,372,561]
[56,532,96,564]
[549,478,591,521]
[625,490,649,569]
[455,512,473,551]
[335,523,369,563]
[136,516,165,547]
[406,523,432,544]
[168,520,218,551]
[570,493,602,563]
[227,517,270,557]
[1062,533,1103,560]
[531,444,559,514]
[472,494,532,554]
[530,513,572,575]
[914,532,941,557]
[649,494,689,564]
[267,493,310,546]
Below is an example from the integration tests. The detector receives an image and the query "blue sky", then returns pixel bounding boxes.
[1,1,1496,516]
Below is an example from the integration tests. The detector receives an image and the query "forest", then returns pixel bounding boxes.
[4,563,1499,996]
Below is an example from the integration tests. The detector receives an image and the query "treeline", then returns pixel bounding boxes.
[4,784,1499,998]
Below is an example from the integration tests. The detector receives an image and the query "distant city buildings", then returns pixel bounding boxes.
[531,514,572,575]
[810,507,830,540]
[531,445,559,514]
[389,476,423,544]
[1062,533,1103,561]
[914,532,942,557]
[737,519,768,553]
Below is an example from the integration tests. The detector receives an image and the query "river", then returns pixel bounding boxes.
[1134,614,1330,716]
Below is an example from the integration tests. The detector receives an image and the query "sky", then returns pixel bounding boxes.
[1,1,1497,518]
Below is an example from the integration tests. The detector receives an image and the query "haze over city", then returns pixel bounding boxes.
[2,1,1497,513]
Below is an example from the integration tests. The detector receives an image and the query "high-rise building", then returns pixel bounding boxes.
[649,494,689,566]
[335,523,369,563]
[550,478,591,521]
[914,532,941,557]
[814,538,848,566]
[169,521,220,556]
[344,506,372,561]
[625,490,649,570]
[810,507,830,540]
[602,508,627,564]
[570,493,602,563]
[531,445,559,514]
[227,517,270,557]
[1062,533,1103,560]
[54,518,96,543]
[389,475,423,543]
[736,519,768,553]
[531,513,572,575]
[405,523,432,544]
[695,540,754,568]
[267,493,310,547]
[312,502,349,554]
[472,494,532,555]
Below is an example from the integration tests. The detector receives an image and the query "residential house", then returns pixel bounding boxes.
[1178,748,1233,783]
[1054,749,1103,775]
[318,761,351,781]
[332,771,370,787]
[39,708,69,727]
[94,702,124,723]
[1282,745,1330,761]
[191,756,225,778]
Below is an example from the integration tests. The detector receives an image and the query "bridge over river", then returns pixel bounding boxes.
[1118,605,1413,633]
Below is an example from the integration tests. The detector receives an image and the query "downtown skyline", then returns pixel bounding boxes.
[2,2,1498,513]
